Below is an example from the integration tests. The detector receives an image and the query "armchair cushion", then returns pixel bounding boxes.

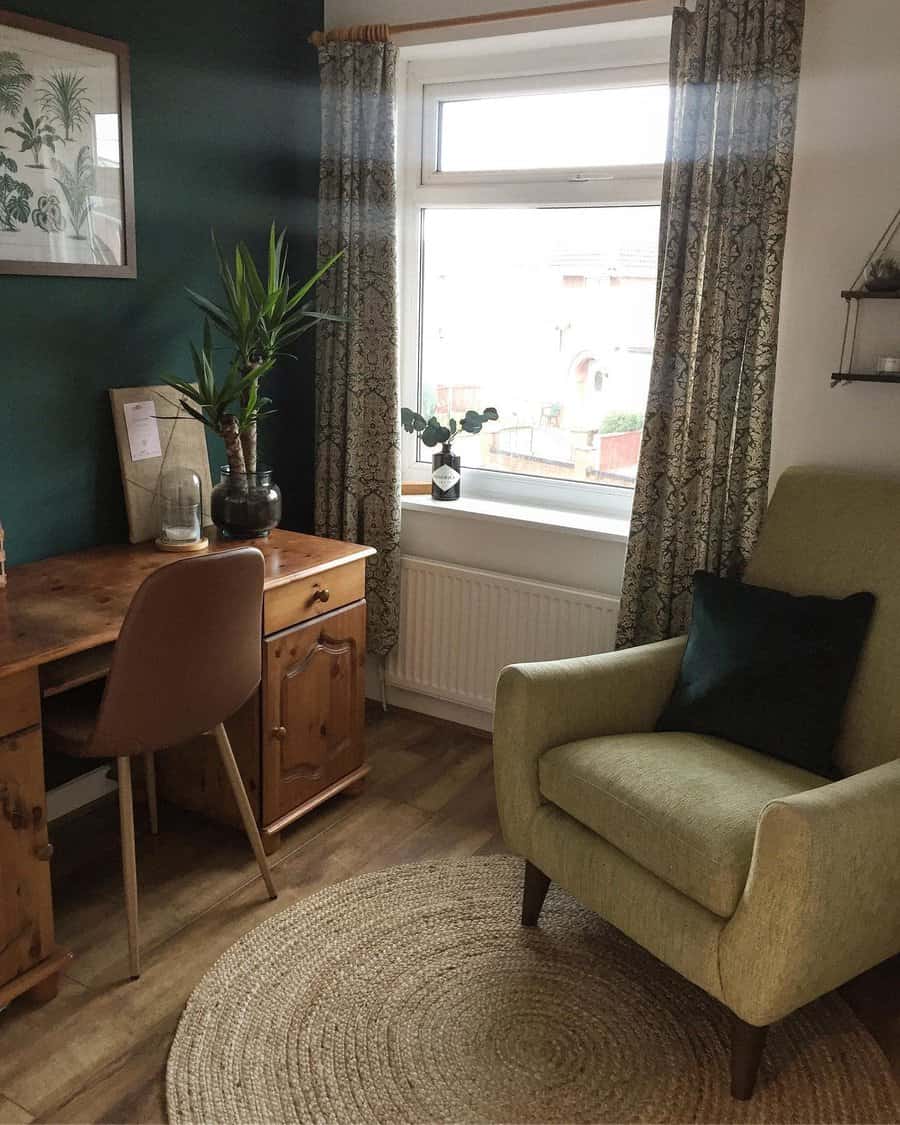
[656,571,876,776]
[538,732,829,918]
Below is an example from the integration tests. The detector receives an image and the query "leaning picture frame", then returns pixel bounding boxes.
[0,10,136,278]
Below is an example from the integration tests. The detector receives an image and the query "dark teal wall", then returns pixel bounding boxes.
[0,0,323,565]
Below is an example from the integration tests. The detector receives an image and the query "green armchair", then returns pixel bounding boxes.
[493,467,900,1098]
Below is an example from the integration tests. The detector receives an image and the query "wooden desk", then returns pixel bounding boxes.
[0,529,375,1009]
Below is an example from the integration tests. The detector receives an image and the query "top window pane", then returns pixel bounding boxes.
[437,85,669,173]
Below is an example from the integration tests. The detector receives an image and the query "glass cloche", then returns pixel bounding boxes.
[155,467,208,552]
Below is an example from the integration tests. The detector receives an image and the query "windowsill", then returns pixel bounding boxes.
[401,493,630,543]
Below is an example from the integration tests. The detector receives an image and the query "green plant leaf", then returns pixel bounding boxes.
[284,250,343,311]
[401,407,427,433]
[178,400,212,428]
[238,241,265,306]
[421,421,451,446]
[185,288,235,337]
[267,222,278,295]
[460,409,484,434]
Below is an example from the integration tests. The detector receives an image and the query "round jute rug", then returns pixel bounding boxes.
[167,856,899,1124]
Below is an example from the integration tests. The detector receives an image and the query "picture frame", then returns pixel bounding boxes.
[0,9,136,278]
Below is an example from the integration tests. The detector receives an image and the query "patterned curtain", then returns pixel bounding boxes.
[314,42,401,657]
[616,0,805,649]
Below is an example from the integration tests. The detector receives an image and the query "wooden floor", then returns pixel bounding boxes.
[0,708,897,1124]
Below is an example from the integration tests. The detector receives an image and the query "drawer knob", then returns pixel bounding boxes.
[35,843,54,862]
[312,587,331,604]
[272,726,287,740]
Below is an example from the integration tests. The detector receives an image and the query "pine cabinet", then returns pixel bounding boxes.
[263,601,366,827]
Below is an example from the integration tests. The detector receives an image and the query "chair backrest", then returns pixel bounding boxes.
[91,548,265,757]
[745,467,900,775]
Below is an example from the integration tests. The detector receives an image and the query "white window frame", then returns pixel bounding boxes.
[422,65,668,188]
[399,46,667,520]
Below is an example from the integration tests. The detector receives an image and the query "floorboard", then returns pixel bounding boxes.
[0,709,896,1122]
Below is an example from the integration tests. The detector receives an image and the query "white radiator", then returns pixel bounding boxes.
[385,556,620,713]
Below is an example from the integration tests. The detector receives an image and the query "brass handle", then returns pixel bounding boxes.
[272,726,287,740]
[312,587,330,604]
[35,843,54,862]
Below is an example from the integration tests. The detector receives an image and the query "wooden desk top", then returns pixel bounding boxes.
[0,529,375,678]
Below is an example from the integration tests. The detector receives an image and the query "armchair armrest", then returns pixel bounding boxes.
[493,636,687,854]
[719,757,900,1025]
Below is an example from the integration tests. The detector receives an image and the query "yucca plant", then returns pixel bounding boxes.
[165,320,277,474]
[0,52,32,121]
[39,71,91,141]
[165,225,344,476]
[178,224,344,473]
[6,107,59,168]
[52,145,94,238]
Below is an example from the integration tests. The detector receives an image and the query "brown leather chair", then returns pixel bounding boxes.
[44,547,277,979]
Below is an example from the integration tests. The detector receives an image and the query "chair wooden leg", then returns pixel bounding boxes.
[213,723,278,901]
[144,751,158,835]
[116,756,141,980]
[521,860,550,926]
[730,1015,767,1099]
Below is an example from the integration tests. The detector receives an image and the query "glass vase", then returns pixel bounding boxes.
[210,466,282,539]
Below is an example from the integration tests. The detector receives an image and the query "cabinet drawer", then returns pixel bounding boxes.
[0,668,40,739]
[264,559,365,636]
[0,727,54,988]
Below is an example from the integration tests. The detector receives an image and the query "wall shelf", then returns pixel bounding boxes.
[830,372,900,387]
[834,204,900,386]
[841,289,900,300]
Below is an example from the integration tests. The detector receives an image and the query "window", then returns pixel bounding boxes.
[401,57,668,511]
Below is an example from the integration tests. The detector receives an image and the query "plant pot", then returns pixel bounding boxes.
[864,277,900,293]
[211,466,282,539]
[431,445,461,501]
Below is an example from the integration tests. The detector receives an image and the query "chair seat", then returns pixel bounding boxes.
[538,732,829,917]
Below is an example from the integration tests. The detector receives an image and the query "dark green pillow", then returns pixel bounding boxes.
[656,572,876,776]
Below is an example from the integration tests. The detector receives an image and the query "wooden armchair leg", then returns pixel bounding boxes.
[521,860,550,927]
[730,1015,768,1099]
[213,723,278,901]
[116,756,141,981]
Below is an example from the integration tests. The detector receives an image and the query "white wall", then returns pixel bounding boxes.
[770,0,900,483]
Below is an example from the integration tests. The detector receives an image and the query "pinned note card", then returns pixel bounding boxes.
[123,400,162,462]
[110,386,213,543]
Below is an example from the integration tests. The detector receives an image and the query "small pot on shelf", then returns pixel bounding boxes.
[431,444,461,501]
[211,465,282,539]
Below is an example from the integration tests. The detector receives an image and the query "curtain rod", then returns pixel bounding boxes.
[310,0,653,44]
[392,0,651,34]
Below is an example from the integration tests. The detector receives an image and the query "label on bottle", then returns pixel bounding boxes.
[432,465,461,492]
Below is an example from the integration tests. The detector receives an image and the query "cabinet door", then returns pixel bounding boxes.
[263,600,366,826]
[0,726,54,988]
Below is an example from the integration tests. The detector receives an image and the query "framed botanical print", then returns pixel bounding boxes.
[0,10,135,277]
